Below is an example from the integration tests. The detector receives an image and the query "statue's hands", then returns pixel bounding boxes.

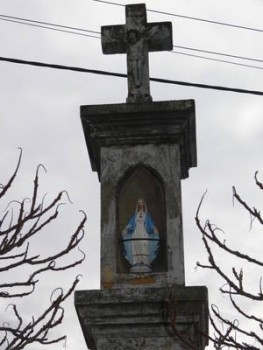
[153,226,159,235]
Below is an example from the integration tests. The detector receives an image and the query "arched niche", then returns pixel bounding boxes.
[116,164,166,273]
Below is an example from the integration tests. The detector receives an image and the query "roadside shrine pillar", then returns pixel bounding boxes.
[75,4,208,349]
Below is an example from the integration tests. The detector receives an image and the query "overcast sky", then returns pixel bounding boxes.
[1,0,263,349]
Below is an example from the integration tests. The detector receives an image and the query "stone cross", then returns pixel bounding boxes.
[101,4,173,103]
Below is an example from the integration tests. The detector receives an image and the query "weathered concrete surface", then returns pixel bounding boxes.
[80,100,196,289]
[75,285,208,350]
[77,98,206,349]
[100,143,185,288]
[80,99,196,180]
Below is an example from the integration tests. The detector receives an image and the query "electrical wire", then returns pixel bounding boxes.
[1,13,263,70]
[0,15,100,39]
[92,0,263,33]
[173,45,263,64]
[0,55,263,96]
[0,14,100,34]
[171,51,263,70]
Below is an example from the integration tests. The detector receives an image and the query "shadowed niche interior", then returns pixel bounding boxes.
[117,164,167,273]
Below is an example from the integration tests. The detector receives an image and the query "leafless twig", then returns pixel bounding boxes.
[0,151,86,348]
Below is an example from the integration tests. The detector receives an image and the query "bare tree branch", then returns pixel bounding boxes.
[0,149,22,199]
[0,151,86,349]
[195,172,263,349]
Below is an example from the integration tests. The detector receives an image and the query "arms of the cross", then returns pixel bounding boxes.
[101,4,173,103]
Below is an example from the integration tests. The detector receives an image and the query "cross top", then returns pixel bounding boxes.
[101,4,173,103]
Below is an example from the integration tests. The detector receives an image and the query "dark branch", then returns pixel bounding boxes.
[0,154,86,349]
[196,172,263,349]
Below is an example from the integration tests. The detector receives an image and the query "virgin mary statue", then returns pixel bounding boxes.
[122,199,159,273]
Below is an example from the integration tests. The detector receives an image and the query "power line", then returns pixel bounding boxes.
[173,45,263,64]
[1,13,263,71]
[0,55,263,96]
[171,51,263,70]
[0,14,100,35]
[92,0,263,33]
[0,15,100,39]
[1,12,263,71]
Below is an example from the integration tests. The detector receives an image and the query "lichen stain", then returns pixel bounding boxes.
[102,281,114,288]
[128,275,156,285]
[102,264,114,289]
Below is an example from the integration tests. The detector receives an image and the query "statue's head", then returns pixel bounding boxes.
[136,198,146,212]
[127,29,139,44]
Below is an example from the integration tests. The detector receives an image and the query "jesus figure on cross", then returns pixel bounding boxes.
[101,4,173,103]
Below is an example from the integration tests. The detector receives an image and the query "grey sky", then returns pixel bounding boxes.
[1,0,263,348]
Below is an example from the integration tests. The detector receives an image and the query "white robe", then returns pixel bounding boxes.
[131,212,150,266]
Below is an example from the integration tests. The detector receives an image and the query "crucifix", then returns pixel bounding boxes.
[101,4,173,103]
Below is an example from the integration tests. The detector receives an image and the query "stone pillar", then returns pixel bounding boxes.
[76,286,208,350]
[75,100,209,349]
